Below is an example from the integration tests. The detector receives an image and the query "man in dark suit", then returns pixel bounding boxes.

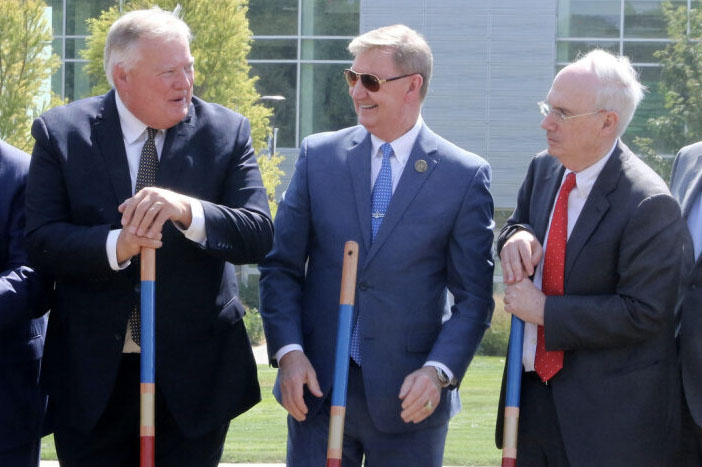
[495,49,682,466]
[670,142,702,465]
[259,24,494,467]
[0,139,48,467]
[25,7,272,467]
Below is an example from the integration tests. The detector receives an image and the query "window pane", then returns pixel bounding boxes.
[66,0,116,35]
[250,39,297,60]
[250,63,297,148]
[249,0,298,36]
[622,41,667,63]
[46,0,63,35]
[65,38,86,60]
[301,39,352,60]
[301,0,359,36]
[622,66,667,151]
[64,61,92,101]
[556,40,619,63]
[557,0,620,38]
[299,63,356,141]
[624,1,687,38]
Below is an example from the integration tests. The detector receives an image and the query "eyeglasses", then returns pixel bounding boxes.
[538,101,603,121]
[344,68,415,92]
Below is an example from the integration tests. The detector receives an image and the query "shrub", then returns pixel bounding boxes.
[477,293,510,356]
[244,307,265,346]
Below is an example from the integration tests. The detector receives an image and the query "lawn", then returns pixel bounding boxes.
[42,356,504,466]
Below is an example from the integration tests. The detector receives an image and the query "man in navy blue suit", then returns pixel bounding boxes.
[259,24,494,466]
[25,7,272,467]
[0,139,48,467]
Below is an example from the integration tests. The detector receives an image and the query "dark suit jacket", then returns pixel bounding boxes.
[495,142,682,466]
[670,141,702,429]
[259,124,495,433]
[25,90,273,437]
[0,140,48,451]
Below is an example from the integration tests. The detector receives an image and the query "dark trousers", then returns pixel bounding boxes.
[516,371,570,467]
[678,390,702,467]
[287,361,448,467]
[0,440,40,467]
[54,354,229,467]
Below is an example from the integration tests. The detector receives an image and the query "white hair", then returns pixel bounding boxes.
[104,6,191,87]
[570,49,646,136]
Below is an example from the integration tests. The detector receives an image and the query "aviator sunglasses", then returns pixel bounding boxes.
[344,68,416,92]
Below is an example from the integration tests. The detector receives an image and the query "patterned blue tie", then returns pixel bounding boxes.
[350,143,394,365]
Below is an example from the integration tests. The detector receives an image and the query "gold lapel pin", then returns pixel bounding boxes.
[415,159,428,173]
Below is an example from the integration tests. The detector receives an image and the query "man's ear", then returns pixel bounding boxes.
[113,64,129,90]
[406,74,424,100]
[601,110,619,137]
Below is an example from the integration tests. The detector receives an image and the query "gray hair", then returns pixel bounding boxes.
[104,6,191,87]
[348,24,433,101]
[571,49,646,137]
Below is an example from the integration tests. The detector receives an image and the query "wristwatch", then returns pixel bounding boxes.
[434,366,451,388]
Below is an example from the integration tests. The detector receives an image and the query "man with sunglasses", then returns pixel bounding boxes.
[495,49,682,466]
[260,24,494,466]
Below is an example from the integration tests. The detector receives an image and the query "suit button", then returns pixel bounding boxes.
[691,284,698,290]
[358,281,369,291]
[114,333,123,342]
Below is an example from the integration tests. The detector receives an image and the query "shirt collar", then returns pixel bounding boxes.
[566,139,617,195]
[369,115,424,163]
[115,91,162,144]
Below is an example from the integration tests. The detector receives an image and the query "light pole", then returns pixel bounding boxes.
[260,95,286,157]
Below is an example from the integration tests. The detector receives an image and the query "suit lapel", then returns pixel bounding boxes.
[680,156,702,219]
[94,90,132,205]
[157,103,196,188]
[365,125,439,265]
[564,144,621,278]
[534,164,565,243]
[347,130,373,253]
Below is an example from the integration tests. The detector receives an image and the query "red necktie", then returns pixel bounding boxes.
[534,172,576,382]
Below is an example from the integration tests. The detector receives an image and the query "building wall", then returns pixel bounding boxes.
[361,0,557,209]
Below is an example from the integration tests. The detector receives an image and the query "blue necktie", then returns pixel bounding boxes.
[350,143,394,365]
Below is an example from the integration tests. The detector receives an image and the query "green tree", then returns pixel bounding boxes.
[0,0,63,152]
[82,0,283,213]
[633,1,702,181]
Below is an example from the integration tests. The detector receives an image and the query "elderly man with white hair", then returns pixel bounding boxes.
[495,49,682,466]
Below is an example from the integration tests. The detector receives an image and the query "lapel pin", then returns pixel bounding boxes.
[415,159,428,173]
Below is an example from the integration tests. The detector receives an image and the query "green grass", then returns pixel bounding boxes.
[41,356,504,466]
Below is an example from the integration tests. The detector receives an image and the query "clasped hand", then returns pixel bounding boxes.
[501,229,546,325]
[115,187,193,262]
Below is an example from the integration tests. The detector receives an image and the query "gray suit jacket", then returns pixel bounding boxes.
[496,142,682,466]
[670,141,702,429]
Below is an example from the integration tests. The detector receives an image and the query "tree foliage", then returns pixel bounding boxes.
[0,0,63,152]
[634,1,702,181]
[83,0,283,213]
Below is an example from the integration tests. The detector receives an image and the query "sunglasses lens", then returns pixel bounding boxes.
[344,69,358,87]
[360,74,380,92]
[344,70,381,92]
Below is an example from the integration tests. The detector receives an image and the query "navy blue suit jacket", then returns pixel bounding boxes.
[25,90,273,437]
[0,140,48,451]
[259,124,494,433]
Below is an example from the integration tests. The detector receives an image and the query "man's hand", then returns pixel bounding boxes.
[500,229,543,284]
[398,366,441,424]
[278,350,323,422]
[119,187,193,240]
[115,227,162,263]
[503,278,546,325]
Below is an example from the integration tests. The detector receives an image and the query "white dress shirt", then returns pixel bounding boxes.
[687,190,702,261]
[522,140,617,371]
[110,91,206,352]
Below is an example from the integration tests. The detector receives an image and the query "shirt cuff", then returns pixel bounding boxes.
[175,198,206,245]
[424,361,456,385]
[107,229,131,271]
[275,343,304,364]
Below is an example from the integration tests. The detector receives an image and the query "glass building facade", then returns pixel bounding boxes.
[556,0,696,152]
